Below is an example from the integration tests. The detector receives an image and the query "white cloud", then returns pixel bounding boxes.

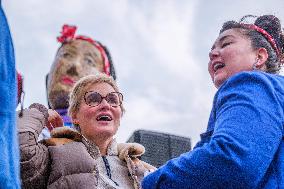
[4,0,284,147]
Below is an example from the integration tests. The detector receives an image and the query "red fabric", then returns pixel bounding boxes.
[57,24,110,76]
[17,71,23,104]
[57,25,77,43]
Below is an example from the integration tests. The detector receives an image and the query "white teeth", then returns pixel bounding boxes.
[96,115,112,121]
[213,63,225,71]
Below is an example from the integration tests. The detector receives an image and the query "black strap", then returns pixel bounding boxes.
[102,156,119,186]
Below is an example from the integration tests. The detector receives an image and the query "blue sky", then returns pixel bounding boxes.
[3,0,284,145]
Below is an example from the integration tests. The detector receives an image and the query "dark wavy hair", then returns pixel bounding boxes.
[220,15,284,74]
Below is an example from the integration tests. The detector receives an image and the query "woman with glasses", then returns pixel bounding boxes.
[18,73,155,189]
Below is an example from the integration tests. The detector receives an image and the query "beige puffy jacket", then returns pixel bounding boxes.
[17,104,155,189]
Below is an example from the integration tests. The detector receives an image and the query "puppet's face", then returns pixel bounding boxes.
[48,39,105,109]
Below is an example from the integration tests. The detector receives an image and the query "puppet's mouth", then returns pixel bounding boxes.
[61,76,75,85]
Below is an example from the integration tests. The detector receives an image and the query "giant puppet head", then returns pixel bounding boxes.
[47,25,116,109]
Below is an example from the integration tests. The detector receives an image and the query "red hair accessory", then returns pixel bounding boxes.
[17,71,25,117]
[57,24,110,76]
[242,24,280,57]
[17,71,23,103]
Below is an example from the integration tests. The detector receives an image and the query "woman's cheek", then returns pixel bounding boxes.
[208,63,214,80]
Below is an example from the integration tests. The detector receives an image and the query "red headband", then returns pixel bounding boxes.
[241,24,280,57]
[57,24,110,76]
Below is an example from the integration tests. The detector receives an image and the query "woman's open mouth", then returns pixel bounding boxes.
[213,62,225,72]
[96,113,113,122]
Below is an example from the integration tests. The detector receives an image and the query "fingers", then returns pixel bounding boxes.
[46,122,54,132]
[47,109,63,131]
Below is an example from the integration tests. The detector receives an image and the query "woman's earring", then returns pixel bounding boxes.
[252,59,259,70]
[73,122,81,132]
[252,63,258,70]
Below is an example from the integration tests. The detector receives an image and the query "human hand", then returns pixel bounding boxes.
[47,109,63,131]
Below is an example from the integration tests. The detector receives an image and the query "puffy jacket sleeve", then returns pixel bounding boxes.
[141,72,284,189]
[17,104,50,188]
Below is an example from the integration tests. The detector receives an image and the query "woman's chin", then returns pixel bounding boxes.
[214,78,226,88]
[88,126,117,137]
[213,73,229,88]
[96,120,112,126]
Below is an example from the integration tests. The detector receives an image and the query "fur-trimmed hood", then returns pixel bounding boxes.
[40,126,147,160]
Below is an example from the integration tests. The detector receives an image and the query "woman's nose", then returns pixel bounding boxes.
[209,48,220,61]
[99,98,111,109]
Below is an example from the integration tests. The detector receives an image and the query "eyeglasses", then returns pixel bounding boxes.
[84,91,123,107]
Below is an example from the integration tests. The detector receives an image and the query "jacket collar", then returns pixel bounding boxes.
[82,137,118,159]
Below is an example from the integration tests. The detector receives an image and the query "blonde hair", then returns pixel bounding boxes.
[68,73,125,119]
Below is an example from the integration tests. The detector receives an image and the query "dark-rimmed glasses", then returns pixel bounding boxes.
[84,91,123,107]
